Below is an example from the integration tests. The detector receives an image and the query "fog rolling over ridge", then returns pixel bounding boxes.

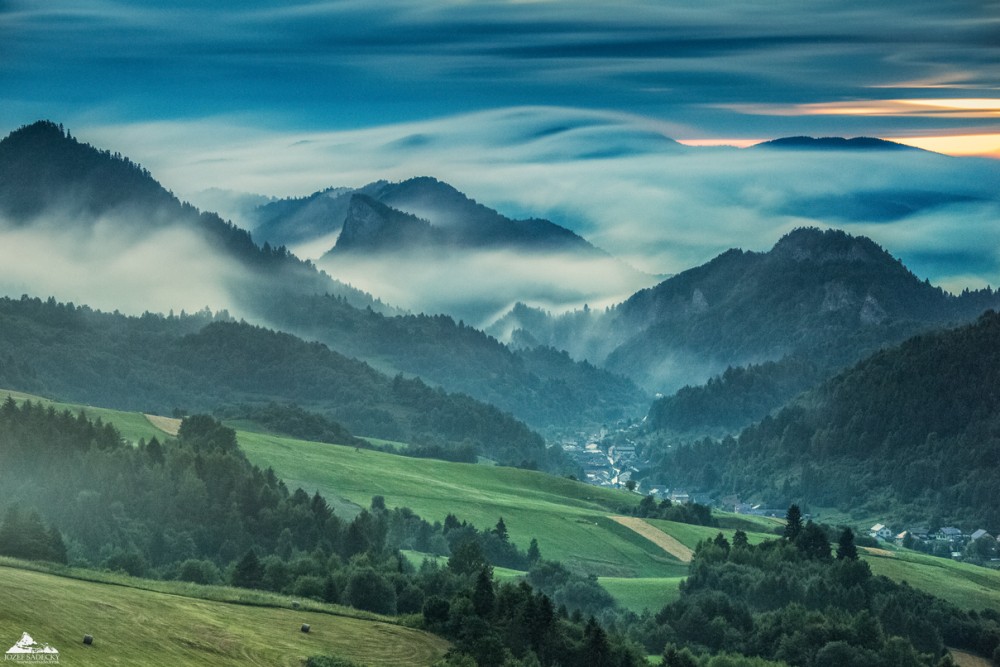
[0,211,250,318]
[0,121,649,431]
[127,107,1000,298]
[245,174,656,326]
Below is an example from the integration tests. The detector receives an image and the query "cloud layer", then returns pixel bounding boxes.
[72,108,1000,301]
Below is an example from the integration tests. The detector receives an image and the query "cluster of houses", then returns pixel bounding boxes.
[559,430,644,489]
[869,522,995,560]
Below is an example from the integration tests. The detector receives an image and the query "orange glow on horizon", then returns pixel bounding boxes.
[888,133,1000,159]
[725,98,1000,119]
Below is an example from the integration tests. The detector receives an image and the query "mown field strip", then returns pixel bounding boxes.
[609,516,694,563]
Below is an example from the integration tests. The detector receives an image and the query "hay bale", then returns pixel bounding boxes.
[300,623,310,633]
[83,634,93,645]
[291,600,301,609]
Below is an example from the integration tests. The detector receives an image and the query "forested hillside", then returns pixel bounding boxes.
[0,121,647,430]
[505,228,1000,436]
[0,402,646,667]
[651,310,1000,528]
[637,523,1000,665]
[0,296,559,469]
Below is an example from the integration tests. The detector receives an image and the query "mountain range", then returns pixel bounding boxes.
[5,120,1000,445]
[496,228,1000,434]
[0,121,648,432]
[247,176,654,324]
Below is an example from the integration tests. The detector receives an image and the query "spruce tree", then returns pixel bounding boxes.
[527,537,541,564]
[784,504,803,542]
[837,527,859,560]
[472,565,495,617]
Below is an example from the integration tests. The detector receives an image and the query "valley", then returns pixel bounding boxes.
[1,117,999,665]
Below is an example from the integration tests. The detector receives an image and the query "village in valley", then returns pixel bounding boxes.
[557,423,1000,568]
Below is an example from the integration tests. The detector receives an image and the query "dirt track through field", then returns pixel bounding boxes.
[610,516,694,563]
[145,414,182,436]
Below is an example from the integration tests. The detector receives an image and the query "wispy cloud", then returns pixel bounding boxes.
[2,0,998,139]
[67,106,1000,301]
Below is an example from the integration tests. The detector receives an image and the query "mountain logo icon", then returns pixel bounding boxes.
[4,632,59,662]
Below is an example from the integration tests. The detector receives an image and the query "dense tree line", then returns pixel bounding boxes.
[0,296,558,469]
[623,495,717,527]
[635,510,999,666]
[647,357,824,436]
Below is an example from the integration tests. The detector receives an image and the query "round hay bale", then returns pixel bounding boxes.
[300,623,311,633]
[83,634,93,645]
[291,600,301,609]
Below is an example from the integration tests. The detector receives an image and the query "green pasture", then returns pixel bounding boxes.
[646,519,775,550]
[0,560,447,667]
[599,576,685,613]
[236,431,682,579]
[864,548,1000,612]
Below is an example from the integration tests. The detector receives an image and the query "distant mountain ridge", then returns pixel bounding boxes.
[500,228,1000,433]
[752,136,920,152]
[249,174,654,325]
[254,176,606,258]
[0,120,649,431]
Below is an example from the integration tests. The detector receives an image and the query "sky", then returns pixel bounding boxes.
[1,0,999,295]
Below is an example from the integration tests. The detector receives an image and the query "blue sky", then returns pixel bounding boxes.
[2,0,997,140]
[1,0,999,296]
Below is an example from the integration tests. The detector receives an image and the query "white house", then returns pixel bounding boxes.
[870,523,892,540]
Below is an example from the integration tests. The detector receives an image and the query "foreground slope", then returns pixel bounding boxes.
[237,430,683,579]
[0,562,447,667]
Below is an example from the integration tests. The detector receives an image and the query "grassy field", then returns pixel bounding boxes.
[235,431,682,579]
[0,561,447,667]
[645,519,776,550]
[1,389,167,444]
[599,576,685,612]
[864,547,1000,612]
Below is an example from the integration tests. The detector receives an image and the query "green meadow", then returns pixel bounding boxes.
[0,560,447,667]
[235,430,683,579]
[864,547,1000,612]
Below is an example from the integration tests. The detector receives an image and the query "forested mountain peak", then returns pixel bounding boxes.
[769,227,901,266]
[0,120,173,221]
